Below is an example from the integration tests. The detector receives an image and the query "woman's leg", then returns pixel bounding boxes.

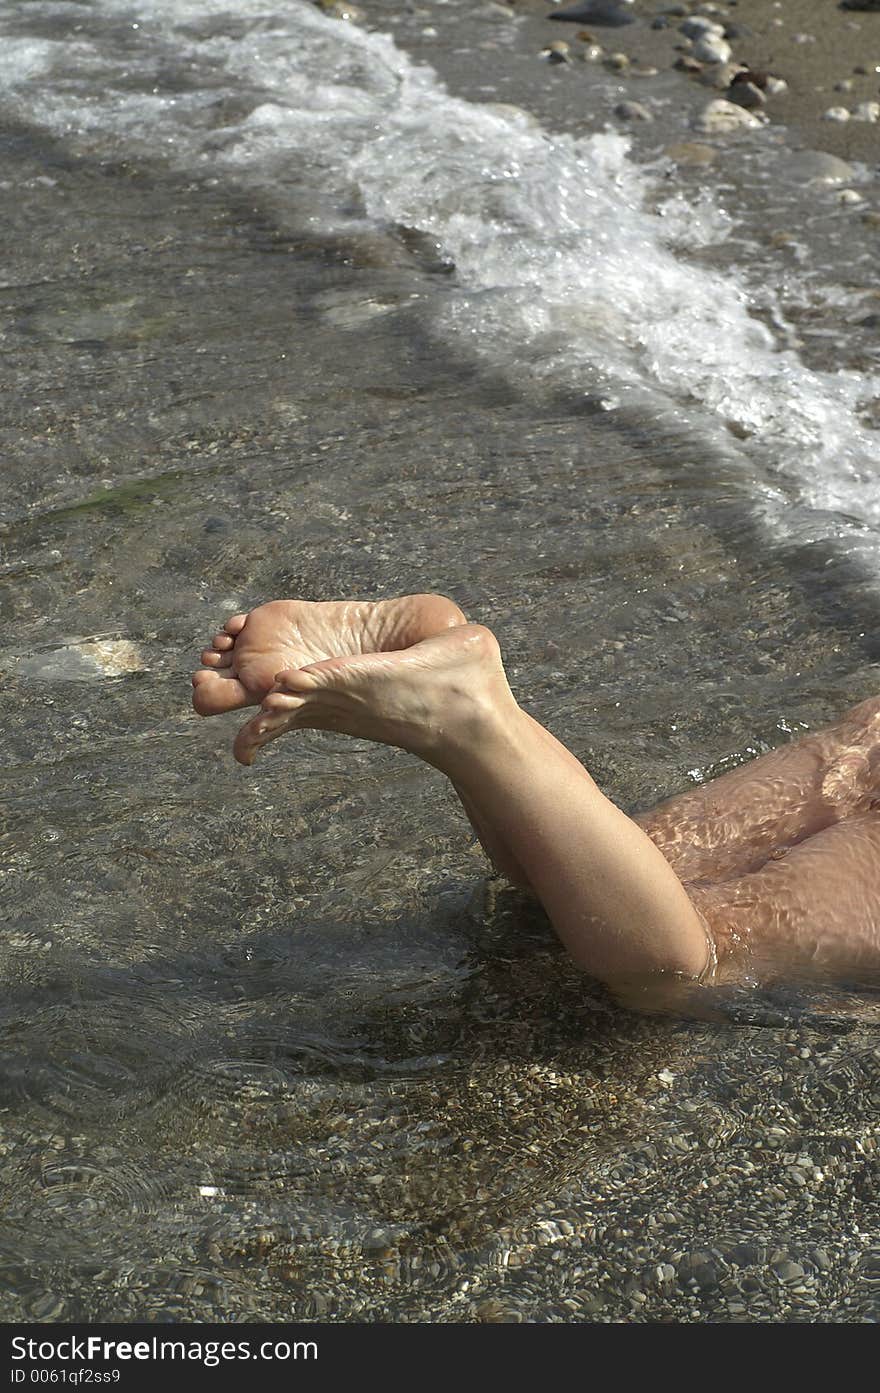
[636,696,880,883]
[688,810,880,980]
[234,624,712,984]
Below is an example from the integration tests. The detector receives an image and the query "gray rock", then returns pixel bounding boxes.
[613,100,654,121]
[853,101,880,122]
[548,0,635,24]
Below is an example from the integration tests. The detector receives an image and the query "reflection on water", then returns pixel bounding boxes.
[1,7,879,1327]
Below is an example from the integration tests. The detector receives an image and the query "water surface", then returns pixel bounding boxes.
[1,0,878,1322]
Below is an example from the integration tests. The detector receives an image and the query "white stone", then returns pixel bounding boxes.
[822,106,851,122]
[853,101,880,122]
[694,98,765,133]
[693,34,732,63]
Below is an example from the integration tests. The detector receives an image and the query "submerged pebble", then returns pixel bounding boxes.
[786,149,855,183]
[613,100,653,121]
[823,106,852,122]
[695,98,766,133]
[664,141,718,165]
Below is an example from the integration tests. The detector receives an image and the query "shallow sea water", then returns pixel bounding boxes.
[0,0,879,1322]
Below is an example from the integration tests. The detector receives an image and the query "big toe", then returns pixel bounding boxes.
[191,668,253,715]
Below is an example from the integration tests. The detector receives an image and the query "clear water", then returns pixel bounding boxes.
[0,0,878,1322]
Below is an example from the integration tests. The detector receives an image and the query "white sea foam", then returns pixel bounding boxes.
[0,0,877,537]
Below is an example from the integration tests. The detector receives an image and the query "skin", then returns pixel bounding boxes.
[192,593,880,988]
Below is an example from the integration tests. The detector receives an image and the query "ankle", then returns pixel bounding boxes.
[426,695,529,781]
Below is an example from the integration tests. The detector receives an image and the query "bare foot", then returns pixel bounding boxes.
[232,622,518,768]
[191,593,467,718]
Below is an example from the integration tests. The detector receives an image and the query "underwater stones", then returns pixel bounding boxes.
[822,106,851,122]
[854,100,880,122]
[29,1293,66,1320]
[664,141,717,165]
[613,99,654,121]
[15,637,148,681]
[543,40,571,62]
[694,98,765,133]
[548,0,636,25]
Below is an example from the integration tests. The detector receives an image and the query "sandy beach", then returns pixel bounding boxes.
[508,0,880,163]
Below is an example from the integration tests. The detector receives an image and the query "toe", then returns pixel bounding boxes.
[191,668,254,716]
[224,613,248,636]
[201,648,233,667]
[233,706,299,765]
[212,633,234,651]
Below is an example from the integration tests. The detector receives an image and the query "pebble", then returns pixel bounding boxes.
[823,106,852,122]
[316,0,364,19]
[30,1293,66,1319]
[727,81,766,109]
[544,41,570,63]
[699,61,747,90]
[548,0,635,24]
[695,98,765,133]
[664,141,718,165]
[853,101,880,121]
[694,34,732,64]
[580,44,604,60]
[630,65,659,77]
[675,55,705,74]
[606,51,630,69]
[679,16,725,40]
[787,149,854,183]
[838,189,864,204]
[835,78,855,92]
[614,100,654,121]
